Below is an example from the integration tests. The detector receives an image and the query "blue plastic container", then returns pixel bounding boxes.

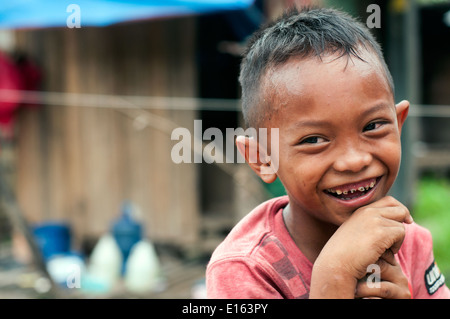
[33,222,71,260]
[111,201,143,274]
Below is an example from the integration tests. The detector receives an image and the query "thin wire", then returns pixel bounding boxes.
[2,89,450,117]
[0,89,242,112]
[408,104,450,118]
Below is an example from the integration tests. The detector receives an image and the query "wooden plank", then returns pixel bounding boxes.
[14,17,201,252]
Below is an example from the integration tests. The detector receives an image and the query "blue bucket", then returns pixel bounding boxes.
[33,222,71,260]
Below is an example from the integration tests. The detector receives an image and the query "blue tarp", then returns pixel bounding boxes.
[0,0,255,29]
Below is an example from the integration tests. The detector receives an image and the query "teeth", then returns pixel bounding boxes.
[328,179,378,195]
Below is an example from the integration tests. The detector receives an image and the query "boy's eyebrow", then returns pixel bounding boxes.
[291,119,331,129]
[290,103,393,129]
[359,102,393,118]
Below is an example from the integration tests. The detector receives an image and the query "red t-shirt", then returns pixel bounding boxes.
[206,196,450,299]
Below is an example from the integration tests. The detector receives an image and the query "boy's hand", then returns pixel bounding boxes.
[310,196,413,299]
[355,249,411,299]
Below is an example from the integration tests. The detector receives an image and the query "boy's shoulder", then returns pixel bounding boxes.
[207,196,289,266]
[401,220,433,256]
[206,196,312,299]
[398,221,450,298]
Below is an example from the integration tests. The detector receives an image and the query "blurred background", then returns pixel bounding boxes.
[0,0,448,298]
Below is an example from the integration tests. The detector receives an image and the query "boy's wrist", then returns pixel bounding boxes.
[309,262,358,298]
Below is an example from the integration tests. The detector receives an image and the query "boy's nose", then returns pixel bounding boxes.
[332,145,373,173]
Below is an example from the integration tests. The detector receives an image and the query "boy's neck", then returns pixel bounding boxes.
[283,202,338,264]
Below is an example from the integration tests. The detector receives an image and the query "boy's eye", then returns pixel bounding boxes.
[363,121,385,132]
[300,136,326,144]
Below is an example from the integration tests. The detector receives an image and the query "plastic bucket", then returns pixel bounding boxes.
[33,222,71,260]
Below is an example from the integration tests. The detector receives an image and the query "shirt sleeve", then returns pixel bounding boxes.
[404,223,450,299]
[206,258,284,299]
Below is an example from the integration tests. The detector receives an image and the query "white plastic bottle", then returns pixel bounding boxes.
[124,239,164,294]
[87,234,123,292]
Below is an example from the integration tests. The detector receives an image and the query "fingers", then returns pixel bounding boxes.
[321,195,412,295]
[380,249,396,266]
[365,196,413,224]
[355,253,411,299]
[377,252,402,281]
[355,280,411,299]
[387,227,405,255]
[365,209,406,255]
[357,197,411,254]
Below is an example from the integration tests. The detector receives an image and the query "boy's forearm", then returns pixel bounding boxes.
[309,263,358,298]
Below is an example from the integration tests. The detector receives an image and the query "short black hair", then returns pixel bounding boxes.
[239,6,394,129]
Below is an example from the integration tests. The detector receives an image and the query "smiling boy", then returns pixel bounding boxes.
[206,7,450,299]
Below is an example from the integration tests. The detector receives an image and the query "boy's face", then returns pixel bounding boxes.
[254,52,409,226]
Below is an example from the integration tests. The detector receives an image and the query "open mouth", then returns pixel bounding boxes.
[324,176,382,201]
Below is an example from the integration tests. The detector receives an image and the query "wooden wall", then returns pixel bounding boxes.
[13,18,200,251]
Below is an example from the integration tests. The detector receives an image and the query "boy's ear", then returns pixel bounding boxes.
[235,135,278,184]
[395,100,409,134]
